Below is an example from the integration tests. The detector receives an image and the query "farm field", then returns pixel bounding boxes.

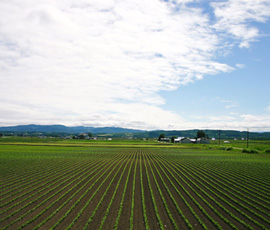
[1,143,270,229]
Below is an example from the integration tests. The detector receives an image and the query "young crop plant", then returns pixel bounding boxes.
[186,157,270,204]
[165,158,249,229]
[180,159,270,218]
[31,159,110,230]
[99,154,134,230]
[155,154,223,229]
[149,155,193,229]
[0,159,68,192]
[128,152,138,230]
[153,155,208,229]
[66,154,127,230]
[0,159,78,199]
[1,143,269,230]
[182,168,270,229]
[53,153,126,230]
[0,160,94,229]
[143,153,164,230]
[5,162,100,230]
[0,160,89,214]
[144,153,178,229]
[140,152,149,230]
[114,153,136,229]
[159,153,269,229]
[83,157,128,229]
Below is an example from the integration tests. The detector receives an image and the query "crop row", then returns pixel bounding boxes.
[1,147,269,229]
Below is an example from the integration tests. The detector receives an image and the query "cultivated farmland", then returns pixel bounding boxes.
[1,144,270,229]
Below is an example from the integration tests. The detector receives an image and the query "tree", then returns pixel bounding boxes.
[171,136,176,143]
[158,133,165,141]
[78,134,85,139]
[0,133,3,138]
[196,130,208,138]
[88,133,93,138]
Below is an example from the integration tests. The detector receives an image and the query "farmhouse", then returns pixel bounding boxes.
[159,138,170,142]
[174,137,192,143]
[197,137,210,144]
[78,134,90,139]
[174,137,209,144]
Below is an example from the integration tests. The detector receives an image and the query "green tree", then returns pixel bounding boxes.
[196,130,208,138]
[88,133,93,138]
[158,133,165,141]
[78,134,85,139]
[171,136,176,143]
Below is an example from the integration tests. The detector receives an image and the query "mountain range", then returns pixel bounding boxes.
[0,124,142,134]
[1,124,270,139]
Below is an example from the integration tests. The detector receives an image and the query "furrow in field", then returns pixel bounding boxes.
[55,151,126,230]
[180,160,270,216]
[132,152,144,230]
[0,159,94,226]
[178,158,270,208]
[34,152,125,230]
[145,152,178,229]
[0,156,112,230]
[157,152,241,229]
[143,151,165,230]
[24,159,114,230]
[180,163,270,229]
[0,160,77,197]
[140,151,149,230]
[71,154,128,230]
[154,153,224,229]
[98,151,135,230]
[110,151,135,229]
[186,159,270,196]
[0,160,92,211]
[160,154,267,230]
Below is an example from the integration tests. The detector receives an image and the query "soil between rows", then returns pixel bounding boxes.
[0,161,92,216]
[1,148,270,230]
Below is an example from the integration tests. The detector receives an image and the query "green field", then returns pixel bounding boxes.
[1,136,270,152]
[1,139,270,229]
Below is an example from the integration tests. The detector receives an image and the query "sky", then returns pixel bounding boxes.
[1,0,270,131]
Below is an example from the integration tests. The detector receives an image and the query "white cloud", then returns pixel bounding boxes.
[225,104,237,109]
[190,114,270,131]
[215,98,238,110]
[211,0,270,48]
[265,105,270,112]
[0,0,269,130]
[236,63,245,69]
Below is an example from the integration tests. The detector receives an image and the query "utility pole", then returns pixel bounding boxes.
[247,128,249,148]
[219,130,221,145]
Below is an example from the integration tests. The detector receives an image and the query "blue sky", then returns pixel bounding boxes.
[161,32,270,127]
[0,0,270,131]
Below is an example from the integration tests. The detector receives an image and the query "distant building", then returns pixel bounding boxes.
[78,134,90,139]
[174,137,186,143]
[159,138,170,142]
[197,137,210,144]
[174,137,209,144]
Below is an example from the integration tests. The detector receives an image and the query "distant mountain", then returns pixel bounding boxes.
[132,129,270,140]
[0,125,270,139]
[0,124,144,134]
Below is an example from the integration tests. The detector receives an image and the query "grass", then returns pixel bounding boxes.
[1,136,270,153]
